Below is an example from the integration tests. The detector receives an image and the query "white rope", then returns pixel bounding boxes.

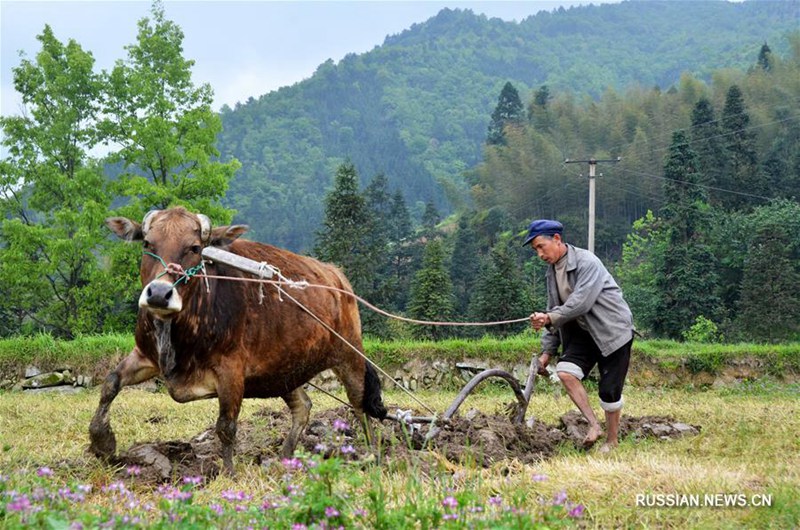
[276,286,437,415]
[256,262,275,304]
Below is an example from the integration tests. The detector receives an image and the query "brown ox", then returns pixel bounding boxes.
[89,207,386,474]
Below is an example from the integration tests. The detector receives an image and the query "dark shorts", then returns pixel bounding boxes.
[555,321,633,411]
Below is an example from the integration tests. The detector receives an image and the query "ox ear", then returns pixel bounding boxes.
[105,217,143,241]
[209,225,249,249]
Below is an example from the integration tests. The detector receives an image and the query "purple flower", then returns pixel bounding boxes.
[291,524,307,530]
[282,457,305,471]
[6,494,32,512]
[126,465,141,477]
[353,508,368,518]
[340,444,356,455]
[182,475,203,486]
[532,473,548,482]
[333,419,349,432]
[442,496,458,509]
[325,506,340,518]
[221,490,252,502]
[157,484,192,502]
[443,513,459,520]
[488,495,502,506]
[37,466,53,477]
[314,443,328,453]
[568,504,585,518]
[553,490,568,506]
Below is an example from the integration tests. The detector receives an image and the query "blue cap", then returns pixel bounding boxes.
[522,219,563,246]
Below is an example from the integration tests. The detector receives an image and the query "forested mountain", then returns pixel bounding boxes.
[217,0,799,251]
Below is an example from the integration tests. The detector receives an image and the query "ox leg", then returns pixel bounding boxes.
[215,380,244,476]
[89,347,159,461]
[280,387,312,457]
[333,364,376,449]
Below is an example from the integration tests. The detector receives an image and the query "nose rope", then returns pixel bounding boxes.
[143,251,209,291]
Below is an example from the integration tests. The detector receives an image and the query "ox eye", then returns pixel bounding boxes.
[189,245,202,255]
[143,240,152,250]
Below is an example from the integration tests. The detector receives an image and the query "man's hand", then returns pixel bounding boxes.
[537,352,551,376]
[529,312,551,331]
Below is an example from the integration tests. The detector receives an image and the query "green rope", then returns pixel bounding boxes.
[143,251,205,287]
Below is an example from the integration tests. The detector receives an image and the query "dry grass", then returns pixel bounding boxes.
[1,380,798,528]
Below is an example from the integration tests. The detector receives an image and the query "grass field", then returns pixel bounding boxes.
[1,378,798,528]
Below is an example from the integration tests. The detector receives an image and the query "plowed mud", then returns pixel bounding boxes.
[113,406,700,485]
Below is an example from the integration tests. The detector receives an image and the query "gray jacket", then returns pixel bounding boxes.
[541,244,633,357]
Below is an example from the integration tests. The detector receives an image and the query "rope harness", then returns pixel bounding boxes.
[140,250,535,417]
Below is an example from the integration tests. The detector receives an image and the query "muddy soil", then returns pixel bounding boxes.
[114,406,700,485]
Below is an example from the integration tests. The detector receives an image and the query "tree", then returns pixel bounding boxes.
[757,42,773,71]
[721,84,764,209]
[486,81,524,145]
[653,131,722,338]
[737,223,800,342]
[314,162,380,301]
[616,211,667,334]
[101,1,240,223]
[0,26,119,337]
[408,240,455,340]
[449,215,481,316]
[468,240,530,337]
[690,98,726,193]
[385,191,415,312]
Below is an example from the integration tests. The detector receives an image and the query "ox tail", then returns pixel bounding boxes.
[363,361,387,420]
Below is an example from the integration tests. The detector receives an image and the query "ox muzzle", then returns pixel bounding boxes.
[139,280,183,317]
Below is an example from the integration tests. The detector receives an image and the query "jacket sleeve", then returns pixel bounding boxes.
[540,326,561,355]
[547,256,605,327]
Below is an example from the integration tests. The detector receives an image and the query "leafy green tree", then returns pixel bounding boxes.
[408,240,455,340]
[101,1,240,223]
[721,84,764,209]
[0,26,119,337]
[487,81,524,145]
[616,211,667,334]
[467,240,530,337]
[449,215,481,316]
[653,131,722,338]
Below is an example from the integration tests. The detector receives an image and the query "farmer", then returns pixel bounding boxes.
[523,219,634,452]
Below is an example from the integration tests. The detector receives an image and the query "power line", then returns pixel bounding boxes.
[617,167,776,202]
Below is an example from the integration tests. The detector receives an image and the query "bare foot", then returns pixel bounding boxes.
[582,424,603,448]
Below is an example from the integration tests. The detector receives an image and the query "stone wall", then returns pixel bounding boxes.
[1,354,796,394]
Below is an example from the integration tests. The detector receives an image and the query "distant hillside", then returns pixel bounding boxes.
[217,0,799,251]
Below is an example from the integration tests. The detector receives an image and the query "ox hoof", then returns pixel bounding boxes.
[88,427,118,461]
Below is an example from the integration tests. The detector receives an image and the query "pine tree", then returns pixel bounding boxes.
[487,81,524,145]
[468,241,530,337]
[449,216,481,317]
[690,98,726,193]
[653,131,722,339]
[757,42,773,71]
[721,84,764,209]
[408,240,455,340]
[386,191,415,311]
[314,162,380,301]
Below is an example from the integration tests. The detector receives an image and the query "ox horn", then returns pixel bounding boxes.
[197,214,212,243]
[142,210,161,236]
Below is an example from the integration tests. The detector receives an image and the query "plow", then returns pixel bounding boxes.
[200,246,542,443]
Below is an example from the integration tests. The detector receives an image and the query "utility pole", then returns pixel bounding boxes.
[564,157,620,254]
